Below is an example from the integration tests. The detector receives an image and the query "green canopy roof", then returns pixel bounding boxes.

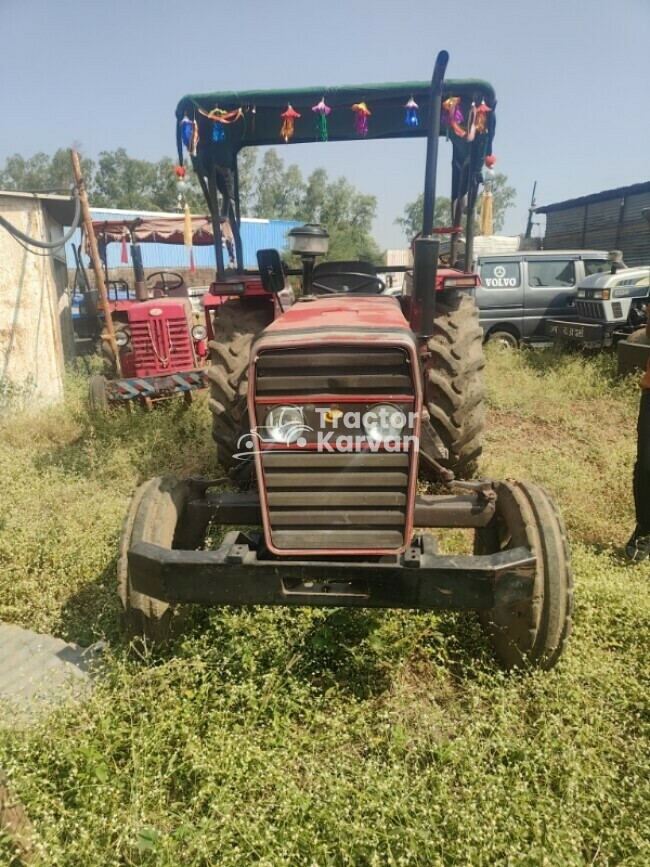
[175,78,496,164]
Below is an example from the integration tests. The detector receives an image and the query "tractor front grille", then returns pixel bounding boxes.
[575,300,604,321]
[255,346,416,553]
[261,451,410,550]
[130,316,195,376]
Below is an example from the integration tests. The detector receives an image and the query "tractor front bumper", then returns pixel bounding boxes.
[106,369,208,401]
[128,492,537,611]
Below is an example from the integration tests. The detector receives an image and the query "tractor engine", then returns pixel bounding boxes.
[248,296,421,555]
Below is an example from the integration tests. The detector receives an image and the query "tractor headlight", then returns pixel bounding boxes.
[363,404,407,442]
[115,329,129,347]
[263,405,306,444]
[192,324,208,340]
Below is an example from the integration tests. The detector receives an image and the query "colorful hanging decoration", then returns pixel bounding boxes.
[280,104,301,142]
[480,155,496,237]
[404,96,419,128]
[351,101,371,137]
[174,165,186,179]
[442,97,465,138]
[475,99,492,134]
[179,113,199,157]
[312,97,331,141]
[120,235,128,264]
[180,114,193,149]
[213,123,225,142]
[466,102,477,142]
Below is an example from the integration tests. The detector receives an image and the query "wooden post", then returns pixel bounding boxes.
[69,149,121,374]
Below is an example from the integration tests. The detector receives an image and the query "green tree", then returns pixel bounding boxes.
[0,147,94,192]
[395,173,516,239]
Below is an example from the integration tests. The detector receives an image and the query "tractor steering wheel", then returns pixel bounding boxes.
[311,272,386,295]
[146,271,184,293]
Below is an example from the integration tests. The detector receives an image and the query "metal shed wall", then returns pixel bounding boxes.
[540,184,650,266]
[64,209,301,270]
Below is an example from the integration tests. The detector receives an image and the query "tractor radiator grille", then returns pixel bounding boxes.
[256,346,415,552]
[261,451,410,550]
[575,300,603,320]
[130,316,194,376]
[255,346,413,396]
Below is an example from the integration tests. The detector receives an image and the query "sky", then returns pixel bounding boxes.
[2,0,649,250]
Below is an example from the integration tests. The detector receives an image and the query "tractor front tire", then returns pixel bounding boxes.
[207,299,273,472]
[474,480,573,670]
[422,289,486,479]
[118,476,189,646]
[88,374,109,415]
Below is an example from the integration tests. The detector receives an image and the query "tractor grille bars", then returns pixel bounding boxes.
[255,346,415,552]
[130,316,194,376]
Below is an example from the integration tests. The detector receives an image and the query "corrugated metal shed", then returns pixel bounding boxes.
[65,208,301,270]
[535,182,650,266]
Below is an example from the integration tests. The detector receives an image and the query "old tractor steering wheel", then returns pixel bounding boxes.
[146,271,184,294]
[311,272,386,294]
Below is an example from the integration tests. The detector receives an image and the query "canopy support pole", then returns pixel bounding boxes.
[207,166,225,280]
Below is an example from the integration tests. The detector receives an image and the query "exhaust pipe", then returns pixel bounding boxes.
[415,50,448,338]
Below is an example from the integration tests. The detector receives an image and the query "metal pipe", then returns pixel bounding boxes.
[70,149,121,375]
[207,166,225,279]
[421,50,449,236]
[464,142,480,270]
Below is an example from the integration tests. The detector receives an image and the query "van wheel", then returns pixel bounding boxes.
[487,329,519,349]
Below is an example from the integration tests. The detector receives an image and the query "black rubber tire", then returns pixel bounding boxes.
[486,329,519,349]
[117,476,189,645]
[88,374,109,415]
[206,299,272,471]
[422,290,486,479]
[474,480,573,670]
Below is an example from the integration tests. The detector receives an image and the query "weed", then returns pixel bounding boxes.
[0,351,648,865]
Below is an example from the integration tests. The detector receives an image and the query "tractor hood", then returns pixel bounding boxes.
[263,295,411,337]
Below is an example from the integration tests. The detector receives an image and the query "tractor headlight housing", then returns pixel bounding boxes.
[115,329,129,347]
[192,324,208,340]
[363,404,407,442]
[263,405,306,444]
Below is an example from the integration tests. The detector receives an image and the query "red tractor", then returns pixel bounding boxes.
[119,52,573,670]
[86,214,220,411]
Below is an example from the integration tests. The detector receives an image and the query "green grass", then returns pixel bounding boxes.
[0,349,648,865]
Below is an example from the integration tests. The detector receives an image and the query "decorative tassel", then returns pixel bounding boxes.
[189,118,199,156]
[466,102,477,142]
[180,114,193,148]
[352,101,371,137]
[174,165,186,179]
[184,203,193,248]
[480,156,496,236]
[120,235,128,264]
[475,99,492,134]
[212,122,225,142]
[312,97,331,141]
[280,104,301,142]
[404,96,419,127]
[189,248,196,275]
[442,97,466,138]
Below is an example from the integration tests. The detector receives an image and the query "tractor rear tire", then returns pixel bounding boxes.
[422,290,486,479]
[474,480,573,670]
[88,374,109,415]
[118,476,189,646]
[207,299,273,472]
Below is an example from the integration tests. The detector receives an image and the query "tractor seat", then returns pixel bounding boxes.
[311,260,384,295]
